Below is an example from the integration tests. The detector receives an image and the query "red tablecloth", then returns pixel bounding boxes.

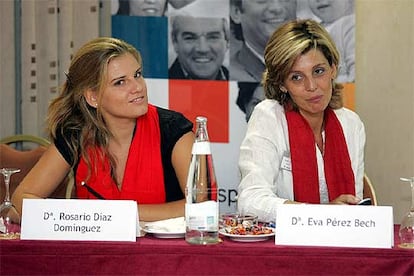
[1,225,413,275]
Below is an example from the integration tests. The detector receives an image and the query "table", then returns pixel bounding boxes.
[1,225,413,275]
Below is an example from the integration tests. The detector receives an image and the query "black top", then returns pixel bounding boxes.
[55,106,193,202]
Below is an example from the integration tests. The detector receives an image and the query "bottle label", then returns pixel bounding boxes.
[185,201,218,231]
[191,141,211,155]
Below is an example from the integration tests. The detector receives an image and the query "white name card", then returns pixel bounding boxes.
[275,204,394,248]
[21,199,139,242]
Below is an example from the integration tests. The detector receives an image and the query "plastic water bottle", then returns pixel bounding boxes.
[185,116,219,245]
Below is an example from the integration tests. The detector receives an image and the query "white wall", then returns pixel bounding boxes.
[356,0,414,223]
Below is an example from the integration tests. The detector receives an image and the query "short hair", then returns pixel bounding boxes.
[262,19,343,110]
[170,16,230,43]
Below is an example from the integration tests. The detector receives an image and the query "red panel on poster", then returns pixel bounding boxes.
[169,79,229,143]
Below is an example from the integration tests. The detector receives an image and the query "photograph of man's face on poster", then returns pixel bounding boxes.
[168,16,229,81]
[111,0,356,213]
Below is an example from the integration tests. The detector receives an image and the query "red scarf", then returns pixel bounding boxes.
[75,104,166,203]
[285,108,355,203]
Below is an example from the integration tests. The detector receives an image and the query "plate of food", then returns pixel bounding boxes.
[142,217,185,239]
[219,213,275,242]
[219,227,275,242]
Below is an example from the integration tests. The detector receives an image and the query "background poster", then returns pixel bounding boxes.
[111,0,355,213]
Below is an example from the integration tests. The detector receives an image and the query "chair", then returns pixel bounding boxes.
[0,134,74,199]
[363,173,378,205]
[0,134,50,148]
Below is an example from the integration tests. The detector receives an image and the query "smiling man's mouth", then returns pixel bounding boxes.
[193,57,213,63]
[264,18,286,24]
[143,8,159,14]
[317,4,330,11]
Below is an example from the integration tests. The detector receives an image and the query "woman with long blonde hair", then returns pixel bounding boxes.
[13,37,194,222]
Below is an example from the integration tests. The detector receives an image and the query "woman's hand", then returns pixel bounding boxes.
[330,194,360,205]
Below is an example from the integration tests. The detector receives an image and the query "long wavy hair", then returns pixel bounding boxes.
[262,19,343,111]
[47,37,142,179]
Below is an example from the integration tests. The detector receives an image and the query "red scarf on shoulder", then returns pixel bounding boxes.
[285,108,355,203]
[75,104,166,203]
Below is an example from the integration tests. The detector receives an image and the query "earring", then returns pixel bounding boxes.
[279,86,288,105]
[280,86,288,93]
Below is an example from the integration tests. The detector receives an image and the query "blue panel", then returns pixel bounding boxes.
[111,15,168,79]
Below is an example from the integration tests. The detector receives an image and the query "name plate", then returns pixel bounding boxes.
[275,204,393,248]
[21,199,139,242]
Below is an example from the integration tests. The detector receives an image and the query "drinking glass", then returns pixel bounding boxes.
[0,168,21,239]
[399,177,414,249]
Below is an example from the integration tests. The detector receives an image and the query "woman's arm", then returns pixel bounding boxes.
[11,144,71,215]
[237,104,290,222]
[137,131,194,222]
